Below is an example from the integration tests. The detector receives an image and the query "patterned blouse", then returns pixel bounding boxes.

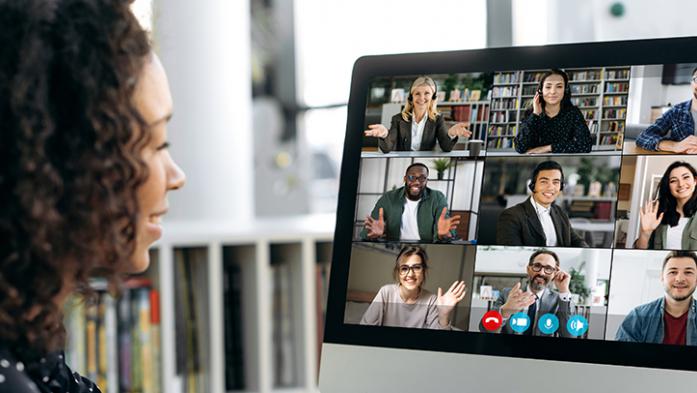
[0,347,100,393]
[514,106,593,154]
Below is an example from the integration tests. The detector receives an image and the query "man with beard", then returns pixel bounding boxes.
[484,249,575,337]
[636,66,697,153]
[616,250,697,345]
[360,162,460,242]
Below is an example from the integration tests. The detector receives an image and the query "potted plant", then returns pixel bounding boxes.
[432,158,452,180]
[568,262,591,305]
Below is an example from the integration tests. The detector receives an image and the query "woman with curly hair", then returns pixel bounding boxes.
[0,0,185,391]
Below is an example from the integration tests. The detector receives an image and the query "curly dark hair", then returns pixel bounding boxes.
[0,0,151,357]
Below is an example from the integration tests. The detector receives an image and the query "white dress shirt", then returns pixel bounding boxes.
[410,114,427,151]
[530,197,558,247]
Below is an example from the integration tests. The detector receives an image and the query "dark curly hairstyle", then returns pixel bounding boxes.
[0,0,151,357]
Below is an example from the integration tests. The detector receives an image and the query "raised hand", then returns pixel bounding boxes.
[447,122,472,138]
[532,91,543,115]
[553,270,571,293]
[437,207,460,239]
[500,282,536,319]
[364,124,389,139]
[639,199,664,236]
[364,207,385,239]
[437,280,467,326]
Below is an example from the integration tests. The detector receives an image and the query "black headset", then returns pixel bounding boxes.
[407,76,438,102]
[528,160,565,192]
[537,69,571,105]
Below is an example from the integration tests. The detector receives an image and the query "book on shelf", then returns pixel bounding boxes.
[223,261,245,390]
[64,277,161,393]
[272,261,298,388]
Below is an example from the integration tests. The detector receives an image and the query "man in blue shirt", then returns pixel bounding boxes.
[615,250,697,345]
[635,66,697,153]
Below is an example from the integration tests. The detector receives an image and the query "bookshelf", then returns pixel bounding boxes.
[65,216,335,393]
[487,67,630,152]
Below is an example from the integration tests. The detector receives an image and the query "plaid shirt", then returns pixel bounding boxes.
[636,100,695,151]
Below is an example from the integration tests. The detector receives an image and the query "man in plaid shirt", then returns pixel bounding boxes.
[636,66,697,153]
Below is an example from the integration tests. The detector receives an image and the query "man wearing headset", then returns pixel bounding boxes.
[364,76,471,152]
[496,160,588,247]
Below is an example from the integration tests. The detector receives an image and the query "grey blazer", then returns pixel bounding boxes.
[494,286,575,338]
[649,215,697,250]
[495,197,587,247]
[378,113,458,152]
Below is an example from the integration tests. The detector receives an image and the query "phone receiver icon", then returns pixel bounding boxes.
[485,316,500,323]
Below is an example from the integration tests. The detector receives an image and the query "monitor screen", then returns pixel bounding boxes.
[323,37,697,375]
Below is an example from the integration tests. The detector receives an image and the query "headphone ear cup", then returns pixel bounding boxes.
[432,92,437,100]
[529,180,535,193]
[408,94,413,102]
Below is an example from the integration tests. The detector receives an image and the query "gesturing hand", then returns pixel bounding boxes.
[553,270,571,293]
[639,199,663,236]
[532,91,543,115]
[447,122,472,138]
[437,280,467,326]
[437,207,460,239]
[364,207,385,239]
[500,282,536,319]
[364,124,389,139]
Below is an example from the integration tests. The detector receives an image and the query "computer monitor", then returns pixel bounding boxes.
[319,37,697,392]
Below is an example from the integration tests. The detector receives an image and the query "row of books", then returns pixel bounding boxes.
[603,121,626,132]
[605,82,629,93]
[571,83,600,94]
[493,72,520,84]
[603,108,627,119]
[568,70,601,81]
[571,97,598,107]
[486,137,514,149]
[488,124,517,137]
[64,278,160,393]
[492,86,519,97]
[491,98,519,110]
[605,69,630,79]
[490,110,518,123]
[604,95,628,106]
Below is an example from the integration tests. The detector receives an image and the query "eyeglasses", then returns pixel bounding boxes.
[529,262,558,275]
[692,76,697,84]
[399,264,424,276]
[406,175,428,183]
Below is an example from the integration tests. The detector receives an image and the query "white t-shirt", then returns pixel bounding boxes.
[400,198,421,240]
[666,217,689,250]
[410,114,427,151]
[530,198,558,246]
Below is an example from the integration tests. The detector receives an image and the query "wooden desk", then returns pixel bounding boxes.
[622,141,672,155]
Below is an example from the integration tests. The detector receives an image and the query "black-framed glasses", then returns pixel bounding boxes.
[406,175,427,183]
[529,262,558,275]
[399,264,424,276]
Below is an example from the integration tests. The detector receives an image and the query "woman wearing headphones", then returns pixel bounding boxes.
[364,76,471,152]
[514,69,593,154]
[359,246,466,329]
[635,161,697,250]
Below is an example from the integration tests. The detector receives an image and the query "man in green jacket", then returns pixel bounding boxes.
[361,162,460,242]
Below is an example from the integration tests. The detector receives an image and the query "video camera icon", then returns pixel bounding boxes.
[566,315,589,337]
[508,312,530,333]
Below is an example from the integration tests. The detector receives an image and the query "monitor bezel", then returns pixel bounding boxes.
[325,36,697,372]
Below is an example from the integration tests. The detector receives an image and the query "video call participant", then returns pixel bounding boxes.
[616,251,697,345]
[514,69,593,154]
[484,249,575,337]
[635,66,697,153]
[635,161,697,250]
[496,161,588,247]
[360,246,467,329]
[363,76,471,152]
[361,163,460,242]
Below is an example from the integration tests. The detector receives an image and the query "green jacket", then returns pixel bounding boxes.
[649,215,697,250]
[360,186,455,242]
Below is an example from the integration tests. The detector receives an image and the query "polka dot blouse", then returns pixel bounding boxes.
[0,347,100,393]
[514,106,593,154]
